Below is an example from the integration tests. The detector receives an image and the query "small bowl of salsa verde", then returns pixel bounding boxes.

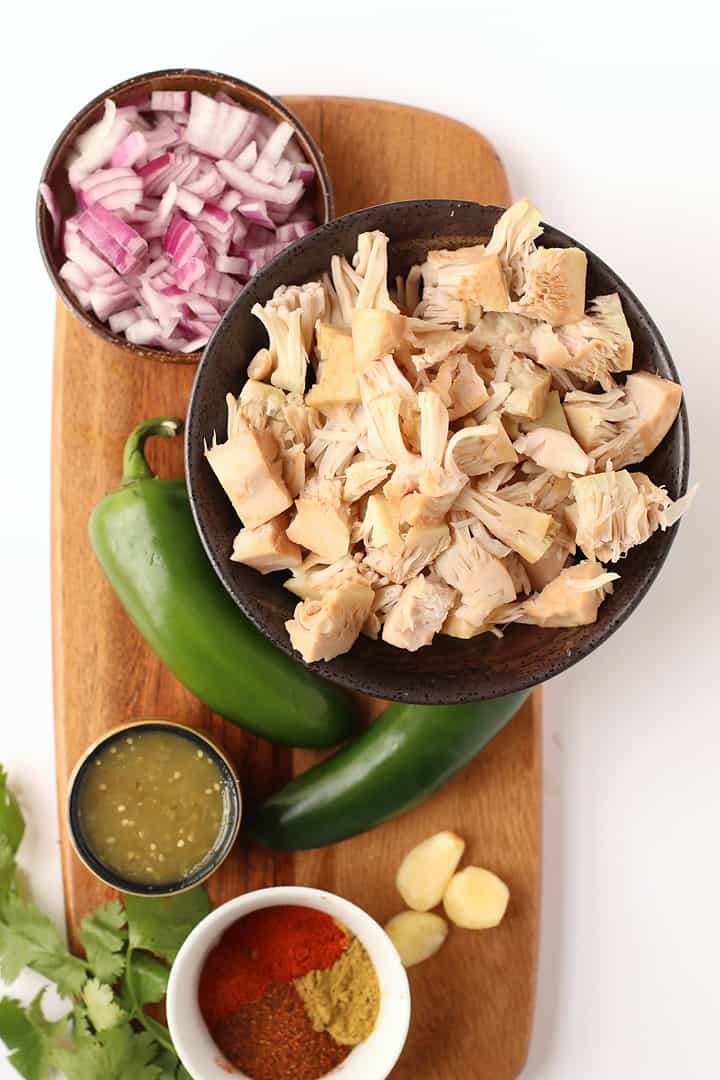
[67,720,241,896]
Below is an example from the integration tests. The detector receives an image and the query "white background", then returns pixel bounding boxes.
[2,1,718,1076]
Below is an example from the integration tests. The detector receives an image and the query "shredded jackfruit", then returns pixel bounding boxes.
[208,199,696,660]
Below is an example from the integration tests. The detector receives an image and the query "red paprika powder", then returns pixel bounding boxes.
[198,904,352,1078]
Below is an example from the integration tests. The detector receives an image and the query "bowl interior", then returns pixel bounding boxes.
[186,199,690,704]
[37,68,333,362]
[67,720,241,896]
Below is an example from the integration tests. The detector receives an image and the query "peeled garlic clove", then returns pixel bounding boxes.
[385,911,449,967]
[443,866,510,929]
[396,830,466,912]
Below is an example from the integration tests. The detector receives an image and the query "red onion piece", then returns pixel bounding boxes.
[111,131,147,168]
[39,183,61,245]
[215,254,249,276]
[79,168,143,215]
[151,90,190,112]
[236,200,275,230]
[77,204,148,274]
[165,217,207,267]
[216,160,303,206]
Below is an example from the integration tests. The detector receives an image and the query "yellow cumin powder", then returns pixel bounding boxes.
[294,935,380,1046]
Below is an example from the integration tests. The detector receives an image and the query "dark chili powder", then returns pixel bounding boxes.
[198,905,351,1078]
[211,981,351,1080]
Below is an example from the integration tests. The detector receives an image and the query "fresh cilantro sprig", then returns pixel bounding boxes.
[0,767,209,1079]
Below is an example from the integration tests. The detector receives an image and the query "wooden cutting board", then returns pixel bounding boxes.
[51,96,541,1080]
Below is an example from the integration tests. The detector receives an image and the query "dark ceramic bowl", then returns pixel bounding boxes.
[37,68,334,363]
[67,720,241,897]
[186,200,690,704]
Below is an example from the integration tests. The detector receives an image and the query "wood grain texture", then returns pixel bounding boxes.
[51,97,538,1079]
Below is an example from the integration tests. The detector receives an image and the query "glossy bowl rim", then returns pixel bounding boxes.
[36,67,335,364]
[185,197,691,703]
[166,885,411,1080]
[66,718,242,897]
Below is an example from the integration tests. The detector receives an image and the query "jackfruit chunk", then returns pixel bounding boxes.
[382,575,456,651]
[445,414,518,477]
[513,427,592,476]
[206,413,292,530]
[522,389,571,435]
[363,524,451,585]
[512,246,587,326]
[455,489,556,563]
[504,356,551,420]
[286,496,351,563]
[435,528,516,626]
[571,469,693,563]
[230,513,302,574]
[535,294,633,389]
[423,247,511,313]
[286,579,375,662]
[518,559,618,627]
[485,197,543,297]
[351,308,407,366]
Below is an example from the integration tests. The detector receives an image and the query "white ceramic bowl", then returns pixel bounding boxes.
[167,885,411,1080]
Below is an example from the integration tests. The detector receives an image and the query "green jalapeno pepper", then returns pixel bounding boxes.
[247,690,530,849]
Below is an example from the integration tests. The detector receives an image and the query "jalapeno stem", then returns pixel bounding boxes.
[122,417,183,483]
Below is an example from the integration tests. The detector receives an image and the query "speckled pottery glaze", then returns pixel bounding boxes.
[186,199,690,704]
[37,68,334,363]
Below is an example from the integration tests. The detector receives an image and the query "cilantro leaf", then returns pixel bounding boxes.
[0,991,68,1080]
[0,768,25,856]
[0,894,87,997]
[82,979,127,1033]
[53,1024,164,1080]
[0,835,16,904]
[124,952,169,1008]
[78,900,127,984]
[124,888,211,964]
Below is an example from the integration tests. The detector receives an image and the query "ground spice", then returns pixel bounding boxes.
[198,905,348,1025]
[294,934,380,1046]
[211,981,351,1080]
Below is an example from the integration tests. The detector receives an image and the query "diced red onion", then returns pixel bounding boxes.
[165,216,207,267]
[59,260,91,290]
[79,168,143,215]
[39,183,61,245]
[157,182,179,225]
[77,204,148,273]
[111,131,147,168]
[215,254,249,276]
[236,199,275,230]
[186,92,250,159]
[42,90,318,350]
[125,317,164,345]
[272,159,294,187]
[69,100,133,187]
[196,269,241,303]
[217,160,304,206]
[109,308,142,333]
[252,121,295,183]
[234,141,258,171]
[174,257,207,291]
[145,256,170,278]
[184,166,224,199]
[175,188,205,216]
[151,90,190,112]
[89,280,135,321]
[225,114,260,160]
[292,162,315,185]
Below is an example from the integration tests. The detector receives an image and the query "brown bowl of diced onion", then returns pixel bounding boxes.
[36,68,334,362]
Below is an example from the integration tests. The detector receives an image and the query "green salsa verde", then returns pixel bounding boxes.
[76,729,233,886]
